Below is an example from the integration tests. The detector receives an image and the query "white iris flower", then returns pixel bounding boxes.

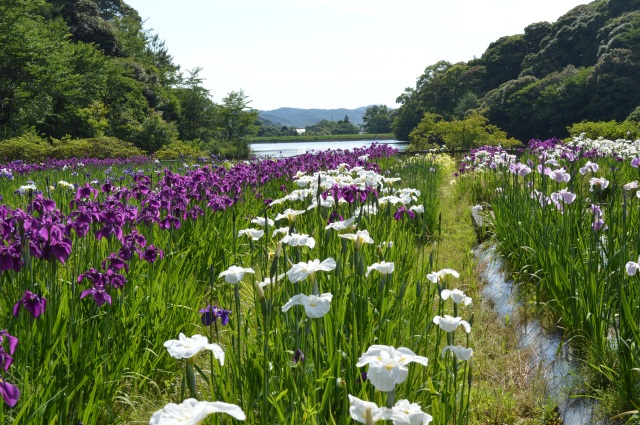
[440,288,472,306]
[365,261,395,277]
[441,345,473,361]
[287,258,336,283]
[281,233,316,249]
[339,229,374,250]
[237,228,264,241]
[250,217,274,227]
[163,333,225,365]
[390,399,433,425]
[426,268,460,283]
[281,293,333,318]
[149,398,245,424]
[274,208,305,223]
[348,395,406,424]
[218,265,255,284]
[432,315,472,333]
[356,345,428,392]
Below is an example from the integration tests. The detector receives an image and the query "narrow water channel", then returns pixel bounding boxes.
[474,243,605,425]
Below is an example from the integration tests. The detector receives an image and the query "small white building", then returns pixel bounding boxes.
[295,128,306,135]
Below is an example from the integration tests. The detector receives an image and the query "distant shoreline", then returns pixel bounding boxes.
[250,133,397,144]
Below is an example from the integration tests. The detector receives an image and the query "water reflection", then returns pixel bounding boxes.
[250,140,407,157]
[475,243,604,424]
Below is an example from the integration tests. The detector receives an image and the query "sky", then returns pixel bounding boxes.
[125,0,589,111]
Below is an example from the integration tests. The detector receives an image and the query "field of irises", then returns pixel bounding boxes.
[0,145,478,424]
[458,134,640,417]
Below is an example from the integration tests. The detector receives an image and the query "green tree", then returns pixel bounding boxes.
[306,119,335,135]
[416,60,452,90]
[0,0,71,138]
[333,116,359,134]
[409,112,520,151]
[392,88,425,141]
[215,90,259,148]
[362,105,392,133]
[588,48,640,122]
[481,35,527,88]
[133,111,179,153]
[40,42,110,139]
[438,113,494,150]
[50,0,121,54]
[452,92,480,120]
[174,68,217,141]
[408,112,444,150]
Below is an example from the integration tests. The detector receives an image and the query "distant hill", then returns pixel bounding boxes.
[259,107,370,128]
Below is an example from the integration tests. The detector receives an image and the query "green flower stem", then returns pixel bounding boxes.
[385,388,395,409]
[234,281,244,410]
[185,360,196,398]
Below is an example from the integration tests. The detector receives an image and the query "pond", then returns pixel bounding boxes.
[250,139,408,157]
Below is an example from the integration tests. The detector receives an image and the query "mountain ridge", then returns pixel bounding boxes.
[258,106,371,128]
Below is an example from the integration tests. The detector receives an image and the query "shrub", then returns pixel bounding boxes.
[567,119,640,140]
[209,140,251,159]
[627,106,640,123]
[154,140,207,160]
[0,132,51,162]
[50,137,145,159]
[0,134,145,162]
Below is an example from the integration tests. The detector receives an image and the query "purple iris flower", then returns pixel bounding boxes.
[101,252,129,273]
[0,330,18,373]
[0,330,20,407]
[75,183,98,200]
[158,215,181,230]
[393,206,415,221]
[341,185,367,204]
[199,304,232,326]
[78,269,114,306]
[13,290,46,318]
[104,269,127,289]
[592,219,607,231]
[328,210,343,224]
[28,194,56,216]
[80,282,112,307]
[0,243,22,272]
[141,245,164,263]
[0,378,20,407]
[293,349,304,363]
[590,204,608,231]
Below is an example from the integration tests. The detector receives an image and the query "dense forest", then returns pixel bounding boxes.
[0,0,258,157]
[393,0,640,142]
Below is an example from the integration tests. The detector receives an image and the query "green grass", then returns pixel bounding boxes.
[456,149,640,418]
[1,151,601,424]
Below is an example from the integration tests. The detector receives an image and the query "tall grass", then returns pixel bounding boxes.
[456,139,640,413]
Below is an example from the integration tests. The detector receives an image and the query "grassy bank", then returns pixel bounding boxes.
[429,161,556,424]
[250,133,396,143]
